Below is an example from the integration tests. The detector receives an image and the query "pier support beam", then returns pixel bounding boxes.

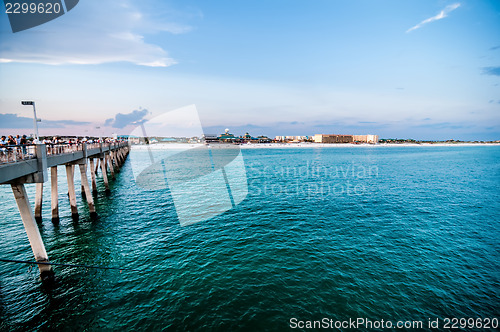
[95,158,99,174]
[89,158,97,194]
[117,151,122,170]
[11,184,54,281]
[65,165,79,220]
[108,154,115,179]
[111,152,119,173]
[34,183,43,222]
[115,151,121,167]
[50,167,59,223]
[78,164,97,219]
[100,157,110,193]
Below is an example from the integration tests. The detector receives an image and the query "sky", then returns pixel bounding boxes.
[0,0,499,140]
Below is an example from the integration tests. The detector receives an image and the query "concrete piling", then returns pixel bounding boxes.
[50,166,59,223]
[65,164,79,220]
[89,158,97,194]
[34,183,43,222]
[95,158,99,174]
[100,157,110,193]
[78,164,97,219]
[115,152,121,172]
[110,152,117,173]
[108,154,115,179]
[11,183,54,281]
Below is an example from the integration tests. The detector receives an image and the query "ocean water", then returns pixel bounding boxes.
[0,146,499,331]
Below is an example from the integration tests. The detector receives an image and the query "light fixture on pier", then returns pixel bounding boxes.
[21,100,40,141]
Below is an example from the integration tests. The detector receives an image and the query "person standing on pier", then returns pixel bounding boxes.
[15,135,21,158]
[49,136,58,154]
[0,136,6,160]
[6,136,16,162]
[20,135,27,156]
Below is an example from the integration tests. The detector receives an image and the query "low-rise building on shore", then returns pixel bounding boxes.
[314,134,379,144]
[206,129,272,144]
[352,134,379,144]
[275,135,311,142]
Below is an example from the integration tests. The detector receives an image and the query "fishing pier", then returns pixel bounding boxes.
[0,142,129,280]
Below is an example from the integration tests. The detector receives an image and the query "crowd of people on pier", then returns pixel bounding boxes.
[0,135,30,162]
[0,134,28,146]
[0,135,125,163]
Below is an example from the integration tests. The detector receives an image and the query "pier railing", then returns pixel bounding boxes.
[0,142,128,165]
[46,143,84,156]
[0,142,129,185]
[0,144,37,164]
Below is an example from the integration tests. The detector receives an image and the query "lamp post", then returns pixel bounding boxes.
[21,101,40,141]
[96,126,101,143]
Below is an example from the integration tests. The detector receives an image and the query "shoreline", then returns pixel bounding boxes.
[130,142,500,150]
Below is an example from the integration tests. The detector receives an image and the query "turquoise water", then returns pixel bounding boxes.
[0,146,499,331]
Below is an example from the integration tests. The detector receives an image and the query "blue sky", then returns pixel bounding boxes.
[0,0,499,140]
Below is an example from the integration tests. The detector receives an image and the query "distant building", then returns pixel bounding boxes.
[203,134,219,143]
[292,136,309,142]
[256,135,272,143]
[127,135,140,144]
[314,134,354,143]
[161,137,178,143]
[218,129,240,143]
[314,134,378,144]
[240,132,254,142]
[352,135,379,144]
[275,135,310,142]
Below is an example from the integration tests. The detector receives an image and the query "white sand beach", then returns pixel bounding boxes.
[130,142,500,150]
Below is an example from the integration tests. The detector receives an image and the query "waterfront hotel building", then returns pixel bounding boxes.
[314,134,379,144]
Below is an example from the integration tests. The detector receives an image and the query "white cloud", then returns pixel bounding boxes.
[406,3,461,33]
[0,0,194,66]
